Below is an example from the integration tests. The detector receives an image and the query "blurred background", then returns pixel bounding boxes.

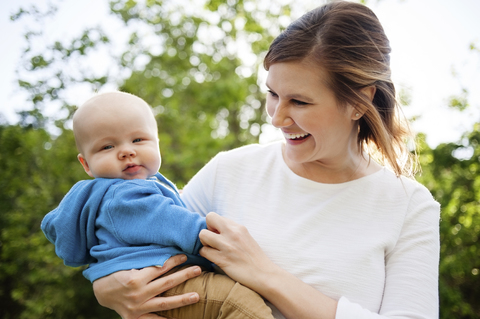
[0,0,479,318]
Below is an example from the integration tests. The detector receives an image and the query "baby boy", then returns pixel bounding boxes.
[41,91,273,319]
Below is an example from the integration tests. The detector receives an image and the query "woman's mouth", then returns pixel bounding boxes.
[284,132,311,141]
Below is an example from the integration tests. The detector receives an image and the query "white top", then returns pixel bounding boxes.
[181,141,440,319]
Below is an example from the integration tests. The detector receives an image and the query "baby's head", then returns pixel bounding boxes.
[73,91,161,180]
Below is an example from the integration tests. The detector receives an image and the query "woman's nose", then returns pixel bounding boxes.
[269,101,294,128]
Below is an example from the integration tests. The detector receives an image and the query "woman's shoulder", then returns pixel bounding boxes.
[377,169,439,208]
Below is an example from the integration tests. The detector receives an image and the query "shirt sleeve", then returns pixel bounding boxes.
[99,180,207,255]
[336,184,440,319]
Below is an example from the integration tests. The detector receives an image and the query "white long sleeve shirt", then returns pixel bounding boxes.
[181,142,440,319]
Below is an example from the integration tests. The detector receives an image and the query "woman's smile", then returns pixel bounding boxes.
[283,131,312,144]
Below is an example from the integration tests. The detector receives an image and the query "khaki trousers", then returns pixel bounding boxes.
[156,266,274,319]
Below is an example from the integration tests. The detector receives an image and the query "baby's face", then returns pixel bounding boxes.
[76,93,161,180]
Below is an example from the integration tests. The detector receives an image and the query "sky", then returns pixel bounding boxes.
[1,0,479,148]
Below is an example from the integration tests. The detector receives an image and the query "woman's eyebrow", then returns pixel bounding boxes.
[266,84,314,102]
[286,93,314,103]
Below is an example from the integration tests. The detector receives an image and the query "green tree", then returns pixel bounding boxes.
[109,0,291,185]
[0,124,117,318]
[416,126,480,319]
[2,0,289,317]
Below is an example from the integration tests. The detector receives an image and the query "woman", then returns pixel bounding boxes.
[93,2,440,318]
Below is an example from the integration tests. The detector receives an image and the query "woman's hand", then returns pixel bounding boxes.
[92,254,202,319]
[200,213,337,319]
[199,212,277,291]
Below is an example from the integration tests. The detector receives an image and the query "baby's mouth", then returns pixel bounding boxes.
[123,164,139,171]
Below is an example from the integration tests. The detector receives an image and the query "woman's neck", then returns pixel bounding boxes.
[282,145,381,184]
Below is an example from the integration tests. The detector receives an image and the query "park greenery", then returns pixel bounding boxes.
[1,0,479,318]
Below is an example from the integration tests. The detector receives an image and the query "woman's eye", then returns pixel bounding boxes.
[133,138,142,143]
[293,99,308,106]
[268,90,278,98]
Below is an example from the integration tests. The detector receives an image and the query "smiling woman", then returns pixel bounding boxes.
[263,2,413,180]
[91,2,440,319]
[265,60,376,183]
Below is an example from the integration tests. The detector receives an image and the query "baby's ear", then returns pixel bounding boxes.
[77,154,94,177]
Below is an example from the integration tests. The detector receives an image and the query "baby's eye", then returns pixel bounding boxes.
[103,145,113,150]
[133,138,142,143]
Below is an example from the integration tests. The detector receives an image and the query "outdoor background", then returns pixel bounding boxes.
[0,0,479,318]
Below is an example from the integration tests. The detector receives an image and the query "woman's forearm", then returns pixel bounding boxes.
[252,263,337,319]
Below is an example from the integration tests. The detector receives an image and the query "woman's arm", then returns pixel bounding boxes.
[199,212,338,319]
[92,255,202,319]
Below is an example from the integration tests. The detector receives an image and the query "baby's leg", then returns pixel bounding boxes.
[156,266,274,319]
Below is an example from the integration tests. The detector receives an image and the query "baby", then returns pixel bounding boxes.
[41,91,273,319]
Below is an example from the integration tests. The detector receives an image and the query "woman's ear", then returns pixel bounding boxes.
[361,85,376,102]
[78,154,94,177]
[351,86,376,120]
[351,109,363,120]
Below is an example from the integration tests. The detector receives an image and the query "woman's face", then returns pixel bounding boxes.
[266,60,360,168]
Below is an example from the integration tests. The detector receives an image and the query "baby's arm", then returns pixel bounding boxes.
[102,180,206,255]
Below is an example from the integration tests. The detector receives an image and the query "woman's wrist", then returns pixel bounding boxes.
[254,265,338,319]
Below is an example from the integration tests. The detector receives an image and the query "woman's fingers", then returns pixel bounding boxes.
[138,314,164,319]
[141,291,200,314]
[92,255,203,318]
[154,254,188,277]
[140,264,202,314]
[199,228,219,248]
[145,264,202,297]
[198,244,221,264]
[201,212,235,249]
[205,212,223,232]
[103,254,189,294]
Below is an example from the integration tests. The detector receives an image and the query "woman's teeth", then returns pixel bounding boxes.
[285,133,311,140]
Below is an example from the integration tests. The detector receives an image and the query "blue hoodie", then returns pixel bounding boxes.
[41,173,212,282]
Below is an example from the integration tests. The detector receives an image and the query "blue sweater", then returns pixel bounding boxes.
[41,173,212,282]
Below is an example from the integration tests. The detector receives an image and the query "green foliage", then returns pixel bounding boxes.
[448,88,470,111]
[3,0,290,317]
[416,127,480,318]
[0,125,116,318]
[13,4,110,130]
[108,0,287,185]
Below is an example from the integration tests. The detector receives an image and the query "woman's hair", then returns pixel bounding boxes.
[264,1,417,177]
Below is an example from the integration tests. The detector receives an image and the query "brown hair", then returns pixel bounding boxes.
[264,1,416,177]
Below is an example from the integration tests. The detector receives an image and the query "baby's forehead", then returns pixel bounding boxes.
[77,93,152,120]
[84,92,147,109]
